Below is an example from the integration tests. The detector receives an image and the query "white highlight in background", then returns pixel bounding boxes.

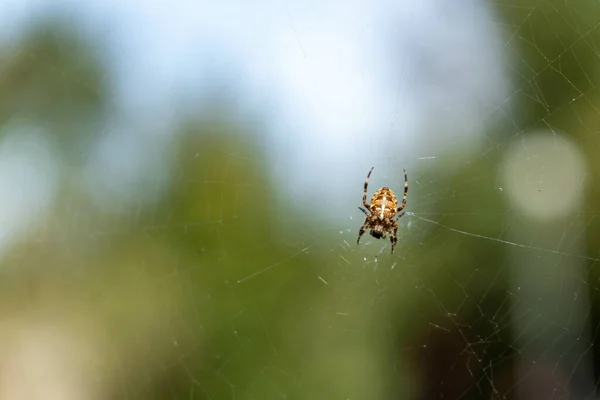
[501,131,586,220]
[0,122,59,257]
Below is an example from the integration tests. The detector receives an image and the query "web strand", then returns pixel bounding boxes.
[407,212,600,263]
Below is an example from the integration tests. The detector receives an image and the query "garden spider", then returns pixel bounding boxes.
[357,167,408,253]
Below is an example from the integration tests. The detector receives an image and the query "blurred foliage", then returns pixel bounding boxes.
[133,117,405,399]
[0,17,106,166]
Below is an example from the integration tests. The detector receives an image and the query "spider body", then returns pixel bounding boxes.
[357,167,408,253]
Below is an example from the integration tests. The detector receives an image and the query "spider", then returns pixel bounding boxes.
[357,166,408,253]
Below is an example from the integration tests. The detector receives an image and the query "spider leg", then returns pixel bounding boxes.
[357,224,367,245]
[394,211,405,221]
[390,221,398,253]
[362,167,374,209]
[397,169,408,212]
[358,206,368,215]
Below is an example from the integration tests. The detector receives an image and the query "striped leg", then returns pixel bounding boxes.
[357,224,367,245]
[397,169,408,212]
[390,223,398,253]
[362,167,374,209]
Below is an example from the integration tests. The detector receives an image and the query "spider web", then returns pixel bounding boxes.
[0,0,600,399]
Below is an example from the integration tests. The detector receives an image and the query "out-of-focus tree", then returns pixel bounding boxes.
[0,17,201,399]
[0,18,107,166]
[132,114,399,399]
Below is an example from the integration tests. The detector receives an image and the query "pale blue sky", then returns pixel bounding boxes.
[0,0,508,242]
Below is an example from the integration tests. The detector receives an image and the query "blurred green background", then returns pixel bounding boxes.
[0,1,600,399]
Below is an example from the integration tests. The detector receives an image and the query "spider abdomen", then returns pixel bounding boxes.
[369,187,398,219]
